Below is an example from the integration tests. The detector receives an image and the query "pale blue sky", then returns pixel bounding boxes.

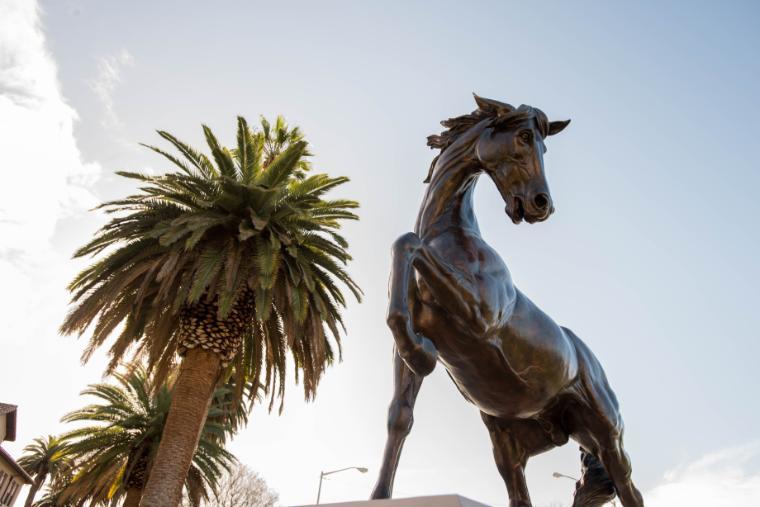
[2,1,759,505]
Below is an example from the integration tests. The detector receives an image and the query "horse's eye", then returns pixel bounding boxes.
[519,131,532,144]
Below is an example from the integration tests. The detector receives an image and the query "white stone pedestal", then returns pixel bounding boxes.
[297,495,492,507]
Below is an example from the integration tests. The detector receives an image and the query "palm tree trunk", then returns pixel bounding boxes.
[139,348,222,506]
[123,487,143,507]
[24,474,44,507]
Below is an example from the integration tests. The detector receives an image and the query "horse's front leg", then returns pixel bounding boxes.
[386,233,438,376]
[388,232,488,374]
[411,238,489,336]
[371,349,424,499]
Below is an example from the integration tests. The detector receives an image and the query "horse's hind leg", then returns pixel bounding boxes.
[572,448,615,507]
[481,413,540,507]
[569,388,643,504]
[371,349,424,499]
[573,425,643,507]
[565,329,644,506]
[595,430,643,507]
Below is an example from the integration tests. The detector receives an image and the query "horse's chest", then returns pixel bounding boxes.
[418,235,516,333]
[475,269,517,329]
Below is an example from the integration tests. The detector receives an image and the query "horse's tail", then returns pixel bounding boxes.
[572,448,616,507]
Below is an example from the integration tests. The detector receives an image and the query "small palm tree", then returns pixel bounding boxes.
[61,116,360,505]
[17,435,69,507]
[260,115,310,171]
[57,368,236,507]
[29,462,80,507]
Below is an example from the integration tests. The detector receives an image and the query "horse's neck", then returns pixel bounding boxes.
[415,159,481,239]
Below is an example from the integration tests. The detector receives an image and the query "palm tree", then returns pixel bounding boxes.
[29,462,80,507]
[60,116,360,506]
[57,368,236,507]
[17,435,68,507]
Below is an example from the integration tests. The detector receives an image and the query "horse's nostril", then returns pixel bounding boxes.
[534,193,550,210]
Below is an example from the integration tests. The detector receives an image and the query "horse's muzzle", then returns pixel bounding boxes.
[506,194,554,224]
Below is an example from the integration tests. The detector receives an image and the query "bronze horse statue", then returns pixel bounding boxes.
[370,95,643,507]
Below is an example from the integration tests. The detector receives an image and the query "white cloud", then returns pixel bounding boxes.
[0,0,100,259]
[0,0,104,394]
[0,16,113,507]
[89,48,134,127]
[647,441,760,506]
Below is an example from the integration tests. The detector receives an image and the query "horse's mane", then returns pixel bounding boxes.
[424,95,550,183]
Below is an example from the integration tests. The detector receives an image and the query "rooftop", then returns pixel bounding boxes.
[0,403,17,442]
[0,445,33,484]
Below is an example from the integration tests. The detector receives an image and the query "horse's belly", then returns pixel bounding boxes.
[420,291,579,419]
[440,341,574,419]
[439,352,548,418]
[500,290,579,390]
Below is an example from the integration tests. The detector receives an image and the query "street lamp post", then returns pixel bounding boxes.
[552,471,579,481]
[316,466,368,505]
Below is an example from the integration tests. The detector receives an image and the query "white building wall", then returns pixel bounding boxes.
[0,455,26,506]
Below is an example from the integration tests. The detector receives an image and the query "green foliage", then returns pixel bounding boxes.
[18,434,70,507]
[53,368,237,506]
[61,115,361,409]
[18,435,68,478]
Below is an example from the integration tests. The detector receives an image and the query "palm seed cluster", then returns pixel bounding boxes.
[177,289,255,366]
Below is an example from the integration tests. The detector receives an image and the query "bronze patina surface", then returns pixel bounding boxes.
[371,95,643,507]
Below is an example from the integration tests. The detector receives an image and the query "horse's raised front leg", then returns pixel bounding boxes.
[389,230,493,375]
[386,232,438,376]
[370,349,424,499]
[412,239,489,336]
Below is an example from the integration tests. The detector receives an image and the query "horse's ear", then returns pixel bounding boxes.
[473,93,514,113]
[548,119,571,136]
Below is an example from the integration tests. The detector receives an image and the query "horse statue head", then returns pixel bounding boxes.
[426,94,570,224]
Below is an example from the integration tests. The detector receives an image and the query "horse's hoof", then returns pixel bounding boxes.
[370,491,390,500]
[404,336,438,376]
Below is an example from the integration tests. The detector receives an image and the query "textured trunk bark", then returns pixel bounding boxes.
[139,348,222,507]
[123,487,143,507]
[24,475,44,507]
